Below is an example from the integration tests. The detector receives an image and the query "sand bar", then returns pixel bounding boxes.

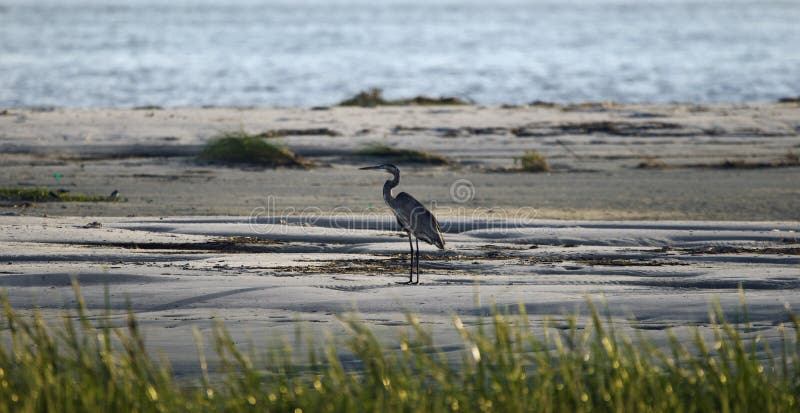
[1,103,799,219]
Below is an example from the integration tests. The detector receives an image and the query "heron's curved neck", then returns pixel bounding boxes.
[382,171,400,204]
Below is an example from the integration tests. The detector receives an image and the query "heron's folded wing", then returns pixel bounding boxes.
[395,192,445,249]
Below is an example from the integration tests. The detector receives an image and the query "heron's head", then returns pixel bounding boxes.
[359,164,399,176]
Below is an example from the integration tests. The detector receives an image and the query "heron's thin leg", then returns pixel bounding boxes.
[407,233,414,284]
[415,238,420,284]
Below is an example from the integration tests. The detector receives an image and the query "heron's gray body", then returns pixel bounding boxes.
[361,164,445,283]
[385,188,445,250]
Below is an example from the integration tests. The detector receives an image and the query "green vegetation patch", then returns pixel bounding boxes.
[1,285,799,412]
[199,131,310,167]
[355,143,450,165]
[339,88,469,107]
[515,150,551,172]
[0,188,120,202]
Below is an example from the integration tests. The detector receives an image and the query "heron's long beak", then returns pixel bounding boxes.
[359,165,384,171]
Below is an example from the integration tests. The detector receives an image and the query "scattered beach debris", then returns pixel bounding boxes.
[29,106,55,112]
[561,101,621,112]
[555,139,582,160]
[636,157,670,169]
[255,128,340,137]
[681,245,800,255]
[690,153,800,170]
[392,125,462,137]
[716,157,800,169]
[465,126,508,135]
[69,236,282,254]
[512,121,694,137]
[391,125,509,137]
[0,188,120,202]
[626,111,665,118]
[636,151,800,170]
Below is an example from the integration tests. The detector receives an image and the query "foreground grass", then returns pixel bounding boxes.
[1,285,799,412]
[355,143,450,165]
[0,188,119,202]
[199,131,310,167]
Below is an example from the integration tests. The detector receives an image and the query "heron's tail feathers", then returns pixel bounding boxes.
[433,232,445,250]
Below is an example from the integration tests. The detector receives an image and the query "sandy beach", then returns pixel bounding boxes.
[2,103,799,219]
[1,103,799,376]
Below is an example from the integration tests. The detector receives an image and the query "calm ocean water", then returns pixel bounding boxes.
[1,0,798,108]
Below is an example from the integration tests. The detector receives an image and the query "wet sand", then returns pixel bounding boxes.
[1,103,799,375]
[1,215,798,375]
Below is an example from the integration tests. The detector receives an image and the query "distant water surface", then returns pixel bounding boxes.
[1,0,798,107]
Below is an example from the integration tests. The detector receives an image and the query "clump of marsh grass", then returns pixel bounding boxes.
[515,150,551,172]
[339,88,469,107]
[0,188,120,202]
[355,143,450,165]
[1,284,799,412]
[338,88,388,107]
[199,131,310,168]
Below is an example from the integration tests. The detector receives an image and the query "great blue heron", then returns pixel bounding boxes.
[360,164,445,284]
